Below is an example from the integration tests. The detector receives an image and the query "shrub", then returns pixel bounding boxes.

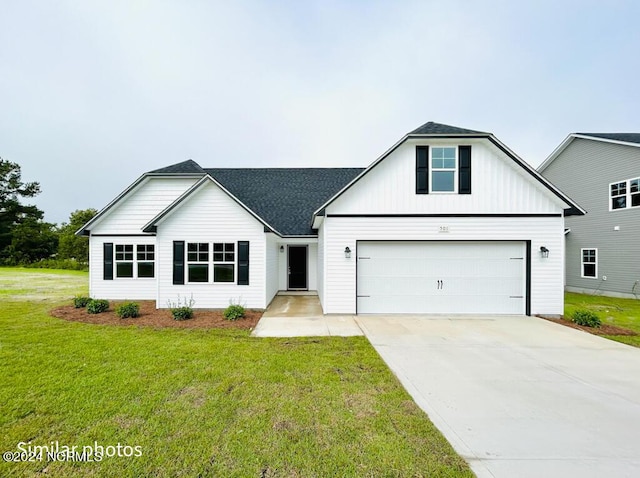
[116,302,140,319]
[171,306,194,321]
[25,258,89,271]
[224,304,245,321]
[572,309,601,328]
[87,299,109,314]
[168,295,195,321]
[73,296,91,308]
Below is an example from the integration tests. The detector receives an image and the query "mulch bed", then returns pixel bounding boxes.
[50,301,263,329]
[537,315,638,336]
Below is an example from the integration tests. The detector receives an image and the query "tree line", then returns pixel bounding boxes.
[1,157,97,269]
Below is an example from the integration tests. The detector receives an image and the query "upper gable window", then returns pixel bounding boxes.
[610,178,640,210]
[416,145,471,195]
[431,147,457,192]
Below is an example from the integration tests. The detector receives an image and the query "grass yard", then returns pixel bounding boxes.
[565,291,640,347]
[0,268,472,477]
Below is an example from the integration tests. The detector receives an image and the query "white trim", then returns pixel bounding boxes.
[608,177,640,211]
[580,248,598,279]
[113,242,156,280]
[429,146,458,193]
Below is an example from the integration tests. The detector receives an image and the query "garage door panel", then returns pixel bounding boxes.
[356,241,525,314]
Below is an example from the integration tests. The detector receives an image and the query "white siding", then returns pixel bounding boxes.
[91,177,199,235]
[317,224,325,307]
[329,140,565,214]
[265,233,279,307]
[322,216,565,315]
[308,243,318,291]
[156,182,267,309]
[89,236,157,300]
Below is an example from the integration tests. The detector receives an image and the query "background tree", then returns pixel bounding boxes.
[57,208,97,262]
[0,157,52,264]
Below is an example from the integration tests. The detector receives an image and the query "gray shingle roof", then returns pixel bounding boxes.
[409,121,487,135]
[149,159,205,174]
[206,168,364,235]
[577,133,640,145]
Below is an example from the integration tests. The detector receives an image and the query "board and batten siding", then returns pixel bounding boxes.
[541,138,640,297]
[329,139,566,215]
[89,235,157,300]
[322,216,565,316]
[265,233,279,307]
[155,182,267,309]
[90,177,199,235]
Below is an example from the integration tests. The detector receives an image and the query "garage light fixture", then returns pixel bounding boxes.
[344,247,351,259]
[540,246,549,258]
[280,245,284,253]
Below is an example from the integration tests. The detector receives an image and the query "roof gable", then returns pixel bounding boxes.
[149,159,205,174]
[313,121,584,219]
[539,132,640,173]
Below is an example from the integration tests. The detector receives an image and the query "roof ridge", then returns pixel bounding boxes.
[409,121,488,135]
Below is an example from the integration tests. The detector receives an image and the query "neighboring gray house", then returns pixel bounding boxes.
[539,133,640,298]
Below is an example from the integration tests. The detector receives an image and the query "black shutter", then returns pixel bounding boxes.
[416,146,429,194]
[173,241,185,285]
[103,243,113,280]
[237,241,249,285]
[458,145,472,194]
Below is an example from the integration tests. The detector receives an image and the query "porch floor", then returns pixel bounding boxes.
[251,294,363,337]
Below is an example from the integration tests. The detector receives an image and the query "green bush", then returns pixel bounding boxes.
[171,306,193,321]
[24,258,89,271]
[572,309,601,328]
[224,304,245,321]
[167,295,195,321]
[73,296,91,308]
[87,299,109,314]
[116,302,140,319]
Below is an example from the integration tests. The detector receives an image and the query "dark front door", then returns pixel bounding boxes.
[288,246,307,290]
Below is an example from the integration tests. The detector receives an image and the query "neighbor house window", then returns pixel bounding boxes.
[610,177,640,210]
[115,244,134,278]
[187,243,209,282]
[137,244,155,278]
[581,248,597,278]
[213,243,235,282]
[431,147,457,192]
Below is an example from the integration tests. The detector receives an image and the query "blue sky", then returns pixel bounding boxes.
[1,0,639,224]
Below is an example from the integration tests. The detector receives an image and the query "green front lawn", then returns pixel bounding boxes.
[565,291,640,347]
[0,268,471,477]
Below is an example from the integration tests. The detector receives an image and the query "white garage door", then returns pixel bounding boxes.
[357,241,526,314]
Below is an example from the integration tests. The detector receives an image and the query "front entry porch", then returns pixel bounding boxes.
[251,294,363,337]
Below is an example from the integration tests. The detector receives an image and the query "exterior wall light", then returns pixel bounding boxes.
[540,246,549,258]
[280,245,284,253]
[344,246,351,259]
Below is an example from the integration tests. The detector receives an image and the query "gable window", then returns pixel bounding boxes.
[431,147,457,192]
[187,243,209,282]
[115,244,134,278]
[137,245,155,278]
[581,248,597,278]
[610,178,640,210]
[213,243,235,282]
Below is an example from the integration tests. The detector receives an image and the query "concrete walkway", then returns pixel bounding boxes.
[251,295,363,337]
[356,315,640,478]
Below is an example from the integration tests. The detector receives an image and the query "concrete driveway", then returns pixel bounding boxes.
[356,315,640,478]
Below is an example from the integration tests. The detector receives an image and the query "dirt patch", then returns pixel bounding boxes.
[50,301,262,329]
[538,315,638,336]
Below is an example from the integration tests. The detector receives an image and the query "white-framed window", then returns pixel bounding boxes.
[213,243,235,282]
[187,243,209,282]
[137,245,155,278]
[610,177,640,210]
[186,242,236,283]
[430,147,457,193]
[581,248,597,279]
[115,244,134,278]
[114,244,155,278]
